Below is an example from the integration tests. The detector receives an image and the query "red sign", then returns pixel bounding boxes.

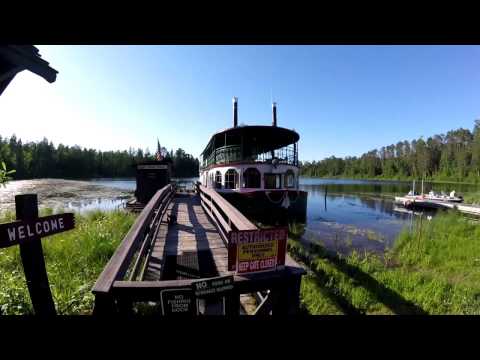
[0,213,75,249]
[228,227,288,274]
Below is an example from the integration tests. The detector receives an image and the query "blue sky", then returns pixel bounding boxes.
[1,45,479,162]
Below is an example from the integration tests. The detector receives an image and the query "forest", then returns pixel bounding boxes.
[300,120,480,183]
[0,135,199,179]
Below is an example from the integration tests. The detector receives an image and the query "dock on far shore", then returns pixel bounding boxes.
[394,196,480,216]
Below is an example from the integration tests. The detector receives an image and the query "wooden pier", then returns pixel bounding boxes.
[394,196,480,216]
[92,183,305,315]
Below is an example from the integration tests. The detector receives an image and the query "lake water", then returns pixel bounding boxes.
[299,178,478,255]
[1,177,477,254]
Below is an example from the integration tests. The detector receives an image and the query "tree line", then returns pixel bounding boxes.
[300,120,480,183]
[0,135,199,179]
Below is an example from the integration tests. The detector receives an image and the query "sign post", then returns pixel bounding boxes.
[0,194,75,315]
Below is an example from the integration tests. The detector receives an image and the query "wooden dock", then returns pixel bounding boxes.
[394,196,480,216]
[92,183,305,316]
[143,193,229,281]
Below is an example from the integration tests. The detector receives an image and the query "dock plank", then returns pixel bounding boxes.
[143,194,231,281]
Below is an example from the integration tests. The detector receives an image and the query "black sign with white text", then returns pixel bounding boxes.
[0,213,75,248]
[160,288,197,316]
[192,275,234,298]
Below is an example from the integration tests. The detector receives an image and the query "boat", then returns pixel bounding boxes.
[424,190,463,203]
[395,179,463,209]
[198,97,308,224]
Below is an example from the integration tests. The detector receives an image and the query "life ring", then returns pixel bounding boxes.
[265,190,286,205]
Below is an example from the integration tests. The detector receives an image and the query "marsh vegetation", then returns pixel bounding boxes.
[290,212,480,315]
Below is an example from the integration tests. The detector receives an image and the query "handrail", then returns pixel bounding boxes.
[196,183,257,245]
[92,184,175,295]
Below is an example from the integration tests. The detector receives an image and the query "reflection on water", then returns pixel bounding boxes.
[1,177,476,256]
[64,197,127,213]
[86,178,136,191]
[298,178,464,255]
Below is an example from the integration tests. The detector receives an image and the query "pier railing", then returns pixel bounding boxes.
[92,181,305,315]
[92,183,175,313]
[195,183,257,243]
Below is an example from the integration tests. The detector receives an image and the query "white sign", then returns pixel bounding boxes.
[137,164,168,170]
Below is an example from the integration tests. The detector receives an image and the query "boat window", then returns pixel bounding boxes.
[243,168,261,188]
[224,169,239,189]
[285,170,295,188]
[264,173,282,189]
[215,171,222,189]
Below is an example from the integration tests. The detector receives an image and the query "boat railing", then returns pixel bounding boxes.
[201,143,298,169]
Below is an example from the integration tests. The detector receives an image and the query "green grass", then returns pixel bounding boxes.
[463,191,480,204]
[0,209,136,315]
[290,212,480,315]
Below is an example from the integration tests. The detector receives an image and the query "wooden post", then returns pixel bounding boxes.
[324,186,327,211]
[271,274,302,315]
[224,290,240,317]
[92,293,117,315]
[15,194,56,316]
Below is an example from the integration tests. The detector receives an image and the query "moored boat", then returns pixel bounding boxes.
[198,97,308,224]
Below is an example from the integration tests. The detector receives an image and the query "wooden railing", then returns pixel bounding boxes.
[195,182,257,245]
[92,183,175,310]
[92,181,306,315]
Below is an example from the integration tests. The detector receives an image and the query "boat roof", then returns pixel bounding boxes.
[200,125,299,156]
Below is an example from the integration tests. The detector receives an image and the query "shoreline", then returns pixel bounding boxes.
[299,175,480,186]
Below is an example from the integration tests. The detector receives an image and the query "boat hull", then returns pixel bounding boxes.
[218,189,308,225]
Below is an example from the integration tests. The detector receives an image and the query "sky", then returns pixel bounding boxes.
[1,45,479,162]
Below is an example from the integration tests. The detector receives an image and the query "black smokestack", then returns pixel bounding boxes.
[233,97,238,127]
[272,102,277,127]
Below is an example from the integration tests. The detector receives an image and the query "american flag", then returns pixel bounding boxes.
[155,138,163,161]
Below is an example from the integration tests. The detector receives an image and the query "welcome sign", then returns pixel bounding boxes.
[0,213,75,248]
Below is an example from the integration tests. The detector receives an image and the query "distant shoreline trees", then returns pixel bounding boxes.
[300,120,480,183]
[0,136,199,180]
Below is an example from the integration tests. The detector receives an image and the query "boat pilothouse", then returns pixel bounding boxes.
[199,97,307,224]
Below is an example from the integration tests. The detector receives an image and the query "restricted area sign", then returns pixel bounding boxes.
[160,288,197,316]
[228,227,288,274]
[0,213,75,249]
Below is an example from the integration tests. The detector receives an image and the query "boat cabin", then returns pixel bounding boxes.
[199,98,300,193]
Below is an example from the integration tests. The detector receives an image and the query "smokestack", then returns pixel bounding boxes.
[233,97,238,127]
[272,102,277,127]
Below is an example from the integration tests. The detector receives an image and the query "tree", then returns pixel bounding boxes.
[0,161,15,186]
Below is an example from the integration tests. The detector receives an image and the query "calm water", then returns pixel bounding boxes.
[2,177,477,254]
[89,177,478,254]
[299,178,478,254]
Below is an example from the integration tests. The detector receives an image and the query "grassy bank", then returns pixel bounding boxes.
[290,212,480,315]
[0,209,135,315]
[463,191,480,204]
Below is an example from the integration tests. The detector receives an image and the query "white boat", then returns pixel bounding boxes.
[198,97,308,224]
[424,190,463,203]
